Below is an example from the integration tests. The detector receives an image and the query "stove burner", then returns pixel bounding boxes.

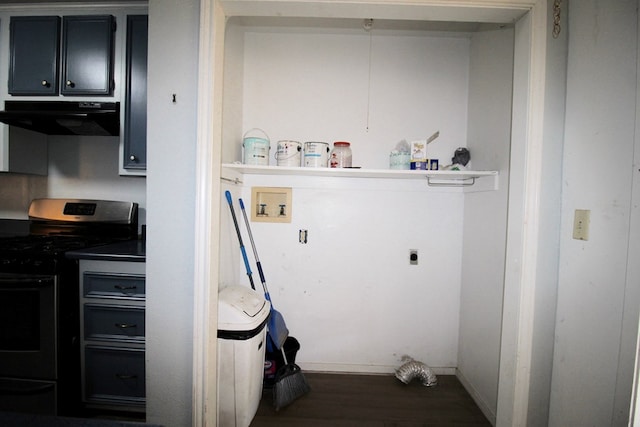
[0,234,114,253]
[0,235,125,275]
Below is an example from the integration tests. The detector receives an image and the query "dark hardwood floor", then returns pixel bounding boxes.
[251,373,491,426]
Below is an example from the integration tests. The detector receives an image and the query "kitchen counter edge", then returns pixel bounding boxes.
[66,239,146,262]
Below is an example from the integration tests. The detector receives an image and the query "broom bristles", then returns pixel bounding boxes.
[273,363,310,411]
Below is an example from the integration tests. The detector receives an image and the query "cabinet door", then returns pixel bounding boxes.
[124,15,148,170]
[84,346,145,405]
[9,16,60,96]
[61,15,114,96]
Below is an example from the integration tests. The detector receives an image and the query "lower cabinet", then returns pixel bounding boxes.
[84,346,145,406]
[79,260,145,413]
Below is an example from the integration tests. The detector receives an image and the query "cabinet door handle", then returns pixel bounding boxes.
[114,284,136,291]
[65,80,75,88]
[130,155,138,162]
[115,323,137,329]
[41,80,50,87]
[115,374,138,380]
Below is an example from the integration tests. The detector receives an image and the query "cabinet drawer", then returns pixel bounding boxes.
[84,273,145,299]
[84,305,145,342]
[84,346,145,405]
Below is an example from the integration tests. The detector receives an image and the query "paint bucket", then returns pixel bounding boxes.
[275,140,302,167]
[303,142,329,167]
[242,128,270,166]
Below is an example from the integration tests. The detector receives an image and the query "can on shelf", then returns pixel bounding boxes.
[303,142,330,167]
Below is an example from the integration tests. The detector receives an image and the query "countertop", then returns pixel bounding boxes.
[0,411,159,427]
[66,239,145,262]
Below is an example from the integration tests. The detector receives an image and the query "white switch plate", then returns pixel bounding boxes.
[573,209,590,241]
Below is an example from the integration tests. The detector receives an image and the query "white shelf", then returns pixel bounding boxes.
[221,163,498,188]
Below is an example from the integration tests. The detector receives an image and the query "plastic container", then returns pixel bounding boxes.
[217,286,270,427]
[389,152,410,169]
[329,141,352,168]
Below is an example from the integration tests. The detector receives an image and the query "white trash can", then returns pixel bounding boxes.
[217,285,270,427]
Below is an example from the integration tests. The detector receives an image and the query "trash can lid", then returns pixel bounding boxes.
[218,285,270,331]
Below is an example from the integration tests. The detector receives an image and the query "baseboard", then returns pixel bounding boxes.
[298,362,456,376]
[456,368,497,426]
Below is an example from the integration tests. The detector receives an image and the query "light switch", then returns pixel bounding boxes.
[572,209,590,241]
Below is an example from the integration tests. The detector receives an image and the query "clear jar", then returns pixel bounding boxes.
[329,141,352,168]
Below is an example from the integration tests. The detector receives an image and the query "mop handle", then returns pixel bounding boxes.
[225,191,256,290]
[239,198,267,285]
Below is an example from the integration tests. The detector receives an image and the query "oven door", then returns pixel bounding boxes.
[0,274,56,379]
[0,377,56,415]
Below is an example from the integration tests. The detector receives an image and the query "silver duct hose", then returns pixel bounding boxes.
[394,356,437,387]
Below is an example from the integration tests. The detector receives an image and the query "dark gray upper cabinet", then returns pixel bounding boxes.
[9,16,61,95]
[8,15,115,96]
[62,15,115,96]
[123,15,148,170]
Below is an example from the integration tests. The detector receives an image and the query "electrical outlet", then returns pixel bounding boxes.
[409,249,418,265]
[573,209,590,241]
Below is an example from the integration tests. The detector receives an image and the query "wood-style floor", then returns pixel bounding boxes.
[251,373,491,426]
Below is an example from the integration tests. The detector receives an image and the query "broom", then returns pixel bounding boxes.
[237,197,310,409]
[273,349,311,411]
[238,197,289,351]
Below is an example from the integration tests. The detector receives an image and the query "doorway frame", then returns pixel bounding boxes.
[192,1,550,426]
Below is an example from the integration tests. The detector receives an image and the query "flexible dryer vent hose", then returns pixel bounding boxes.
[394,356,438,387]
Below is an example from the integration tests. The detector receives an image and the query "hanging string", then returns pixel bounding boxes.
[365,19,373,132]
[552,0,562,38]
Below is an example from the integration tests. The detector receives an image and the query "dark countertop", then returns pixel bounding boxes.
[66,239,145,262]
[0,412,160,427]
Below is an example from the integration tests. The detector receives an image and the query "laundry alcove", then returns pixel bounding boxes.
[201,2,561,426]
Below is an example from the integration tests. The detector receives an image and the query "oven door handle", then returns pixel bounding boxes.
[0,276,54,288]
[0,382,55,395]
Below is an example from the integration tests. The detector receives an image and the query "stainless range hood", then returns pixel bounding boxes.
[0,101,120,136]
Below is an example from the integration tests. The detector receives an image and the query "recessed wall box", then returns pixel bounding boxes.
[251,187,292,223]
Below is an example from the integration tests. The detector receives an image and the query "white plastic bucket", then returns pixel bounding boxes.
[243,129,270,166]
[275,140,302,167]
[303,142,329,167]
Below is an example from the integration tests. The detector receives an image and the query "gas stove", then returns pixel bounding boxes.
[0,235,116,273]
[0,199,138,274]
[0,198,138,417]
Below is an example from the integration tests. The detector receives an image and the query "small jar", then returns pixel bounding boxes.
[329,141,352,168]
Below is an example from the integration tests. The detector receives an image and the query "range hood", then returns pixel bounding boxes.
[0,101,120,136]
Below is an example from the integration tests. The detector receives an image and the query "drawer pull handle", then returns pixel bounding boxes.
[115,323,137,329]
[116,374,138,380]
[114,285,137,291]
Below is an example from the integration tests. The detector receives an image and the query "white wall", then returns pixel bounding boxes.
[145,0,199,426]
[0,136,146,222]
[550,1,639,426]
[457,27,514,425]
[46,136,146,222]
[224,177,465,373]
[219,21,513,377]
[232,21,472,168]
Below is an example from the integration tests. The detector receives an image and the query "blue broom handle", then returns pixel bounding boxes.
[225,191,255,290]
[239,198,267,285]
